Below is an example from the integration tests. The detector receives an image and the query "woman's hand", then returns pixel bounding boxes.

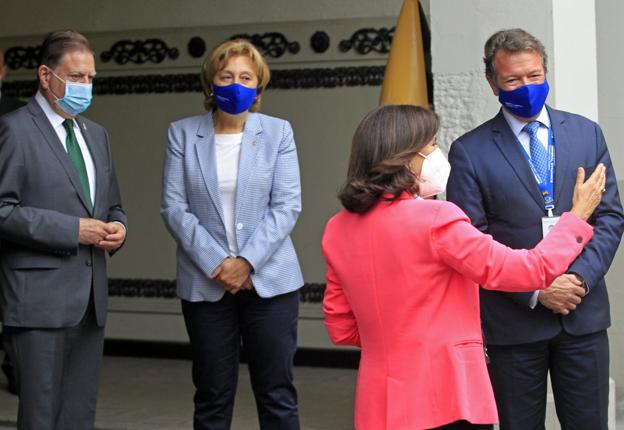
[570,164,606,221]
[211,257,254,293]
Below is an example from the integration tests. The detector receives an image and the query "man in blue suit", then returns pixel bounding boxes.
[447,28,624,430]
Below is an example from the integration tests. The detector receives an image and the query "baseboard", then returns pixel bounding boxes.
[103,339,360,369]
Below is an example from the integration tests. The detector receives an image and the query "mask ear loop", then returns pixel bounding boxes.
[406,162,423,194]
[410,152,428,180]
[45,67,65,102]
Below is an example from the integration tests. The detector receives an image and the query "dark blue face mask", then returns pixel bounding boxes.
[213,83,257,115]
[498,79,549,118]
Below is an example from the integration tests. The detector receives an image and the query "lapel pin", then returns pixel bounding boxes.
[252,140,257,146]
[82,123,87,131]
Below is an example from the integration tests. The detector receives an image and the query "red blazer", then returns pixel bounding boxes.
[322,194,593,430]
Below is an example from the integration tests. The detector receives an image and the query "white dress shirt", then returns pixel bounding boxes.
[35,91,96,205]
[502,106,552,309]
[502,106,551,154]
[215,132,243,256]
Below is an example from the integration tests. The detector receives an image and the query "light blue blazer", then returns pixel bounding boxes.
[161,112,304,302]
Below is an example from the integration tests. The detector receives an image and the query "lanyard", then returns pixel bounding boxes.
[517,126,556,216]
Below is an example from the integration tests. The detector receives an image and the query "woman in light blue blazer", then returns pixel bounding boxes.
[161,39,303,430]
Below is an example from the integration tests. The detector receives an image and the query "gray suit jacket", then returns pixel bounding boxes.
[0,99,127,328]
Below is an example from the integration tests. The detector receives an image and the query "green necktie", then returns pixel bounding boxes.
[62,119,93,211]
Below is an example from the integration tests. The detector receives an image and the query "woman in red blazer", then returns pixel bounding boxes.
[322,105,606,430]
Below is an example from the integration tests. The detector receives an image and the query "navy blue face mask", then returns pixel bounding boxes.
[498,79,549,118]
[213,83,257,115]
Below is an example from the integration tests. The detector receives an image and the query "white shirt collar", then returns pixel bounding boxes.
[35,90,71,130]
[501,105,551,138]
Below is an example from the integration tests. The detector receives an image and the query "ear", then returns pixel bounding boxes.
[38,65,51,90]
[487,77,499,96]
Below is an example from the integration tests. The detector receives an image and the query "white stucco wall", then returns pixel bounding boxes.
[430,0,554,152]
[596,0,624,175]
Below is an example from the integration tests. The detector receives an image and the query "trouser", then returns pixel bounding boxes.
[5,298,104,430]
[182,289,300,430]
[487,329,609,430]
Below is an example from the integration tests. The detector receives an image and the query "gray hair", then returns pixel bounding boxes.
[483,28,547,81]
[38,30,93,70]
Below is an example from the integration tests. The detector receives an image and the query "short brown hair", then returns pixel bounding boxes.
[338,105,440,213]
[200,39,271,112]
[38,30,93,69]
[484,28,548,81]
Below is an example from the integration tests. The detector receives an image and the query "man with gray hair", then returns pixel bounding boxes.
[0,30,127,429]
[447,28,624,429]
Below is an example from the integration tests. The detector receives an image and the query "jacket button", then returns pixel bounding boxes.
[576,237,583,243]
[86,260,92,267]
[236,223,243,230]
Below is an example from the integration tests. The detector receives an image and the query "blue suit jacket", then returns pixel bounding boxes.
[447,106,624,345]
[161,112,303,302]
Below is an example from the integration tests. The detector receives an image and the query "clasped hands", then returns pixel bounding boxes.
[79,218,126,251]
[211,257,254,295]
[538,274,586,315]
[538,165,604,315]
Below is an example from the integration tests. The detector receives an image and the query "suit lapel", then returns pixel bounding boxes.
[548,107,571,209]
[235,113,262,217]
[27,100,93,214]
[194,113,226,226]
[490,110,545,210]
[75,117,103,216]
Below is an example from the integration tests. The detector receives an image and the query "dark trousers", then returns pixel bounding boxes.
[4,300,104,430]
[1,333,16,393]
[430,421,493,429]
[487,330,609,430]
[182,289,300,430]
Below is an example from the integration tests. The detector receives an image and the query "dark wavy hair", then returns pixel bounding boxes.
[338,105,440,213]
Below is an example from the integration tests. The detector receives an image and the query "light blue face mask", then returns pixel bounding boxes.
[50,70,93,116]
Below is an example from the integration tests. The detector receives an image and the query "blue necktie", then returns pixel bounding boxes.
[523,121,549,183]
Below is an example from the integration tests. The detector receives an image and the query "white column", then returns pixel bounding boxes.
[551,0,598,121]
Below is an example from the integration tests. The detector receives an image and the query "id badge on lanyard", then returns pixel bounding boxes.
[519,127,559,238]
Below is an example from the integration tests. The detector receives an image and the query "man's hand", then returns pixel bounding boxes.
[96,222,126,251]
[211,258,253,293]
[79,218,110,245]
[538,274,586,315]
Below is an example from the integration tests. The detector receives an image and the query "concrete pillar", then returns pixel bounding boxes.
[551,0,598,121]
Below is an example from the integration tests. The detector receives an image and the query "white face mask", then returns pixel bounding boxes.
[416,148,451,197]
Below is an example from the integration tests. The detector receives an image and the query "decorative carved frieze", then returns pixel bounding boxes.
[100,39,179,65]
[339,27,395,55]
[310,31,330,53]
[2,65,385,98]
[4,45,41,70]
[229,32,300,58]
[108,278,326,303]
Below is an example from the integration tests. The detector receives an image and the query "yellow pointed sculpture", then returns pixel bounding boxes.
[379,0,429,107]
